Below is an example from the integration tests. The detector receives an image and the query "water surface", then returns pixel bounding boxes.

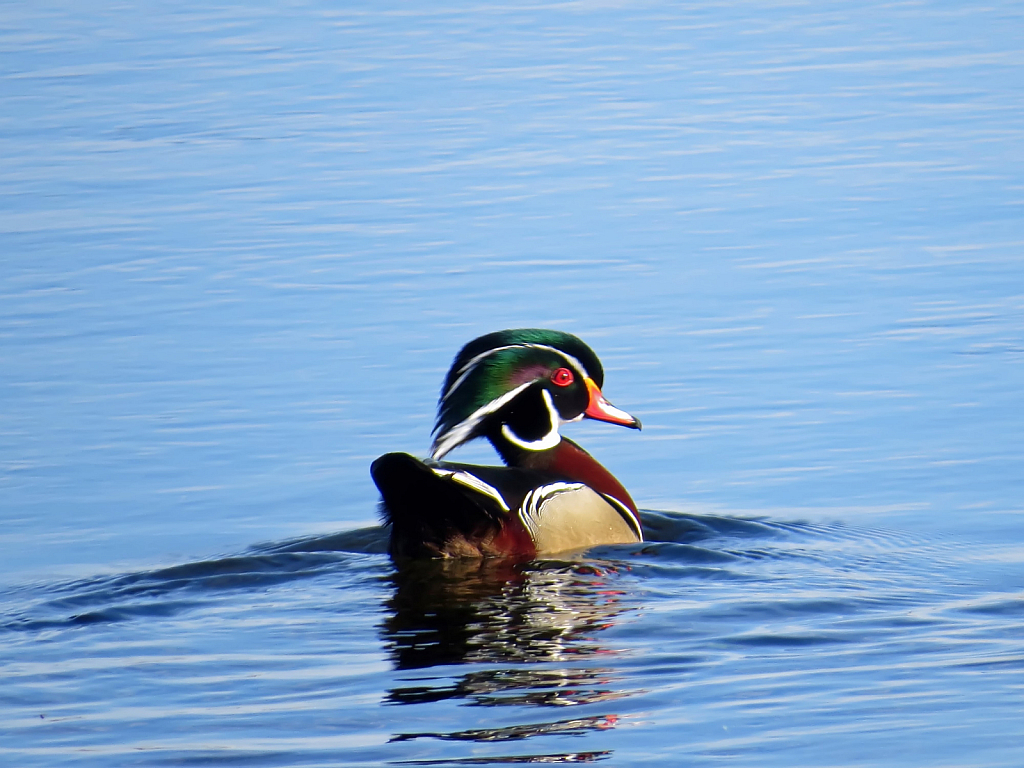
[2,1,1023,765]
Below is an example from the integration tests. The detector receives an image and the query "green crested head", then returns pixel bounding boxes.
[430,329,618,459]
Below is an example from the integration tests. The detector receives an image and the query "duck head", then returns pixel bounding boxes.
[430,329,641,461]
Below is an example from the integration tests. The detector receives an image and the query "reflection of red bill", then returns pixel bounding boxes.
[584,378,642,430]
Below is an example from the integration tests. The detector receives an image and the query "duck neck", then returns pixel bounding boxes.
[490,434,638,515]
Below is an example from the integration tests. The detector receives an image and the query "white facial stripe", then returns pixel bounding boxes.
[499,388,562,452]
[441,343,590,404]
[431,380,535,459]
[441,344,521,404]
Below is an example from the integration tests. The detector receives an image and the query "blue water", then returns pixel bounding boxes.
[2,1,1023,765]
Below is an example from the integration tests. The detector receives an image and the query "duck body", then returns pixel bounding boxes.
[373,329,644,559]
[372,439,642,559]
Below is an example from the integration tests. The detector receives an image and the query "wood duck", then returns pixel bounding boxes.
[372,329,644,559]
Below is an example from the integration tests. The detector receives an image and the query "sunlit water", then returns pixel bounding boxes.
[2,1,1023,765]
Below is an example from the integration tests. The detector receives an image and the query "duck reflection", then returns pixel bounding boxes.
[391,713,619,743]
[381,557,638,709]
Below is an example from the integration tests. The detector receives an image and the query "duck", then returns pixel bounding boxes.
[371,328,644,559]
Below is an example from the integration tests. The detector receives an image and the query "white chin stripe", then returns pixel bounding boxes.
[499,388,562,452]
[501,423,561,451]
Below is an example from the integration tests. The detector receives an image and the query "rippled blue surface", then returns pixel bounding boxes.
[2,1,1023,765]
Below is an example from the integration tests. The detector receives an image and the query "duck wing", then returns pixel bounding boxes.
[371,453,550,558]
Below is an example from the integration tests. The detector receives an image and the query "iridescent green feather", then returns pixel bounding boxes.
[431,329,603,452]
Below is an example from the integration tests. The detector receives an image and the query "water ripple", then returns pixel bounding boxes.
[1,510,1020,766]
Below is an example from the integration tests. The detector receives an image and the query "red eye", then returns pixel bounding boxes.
[550,367,574,387]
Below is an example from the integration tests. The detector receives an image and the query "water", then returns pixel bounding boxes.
[2,0,1023,764]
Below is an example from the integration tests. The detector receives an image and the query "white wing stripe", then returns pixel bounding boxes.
[430,467,510,511]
